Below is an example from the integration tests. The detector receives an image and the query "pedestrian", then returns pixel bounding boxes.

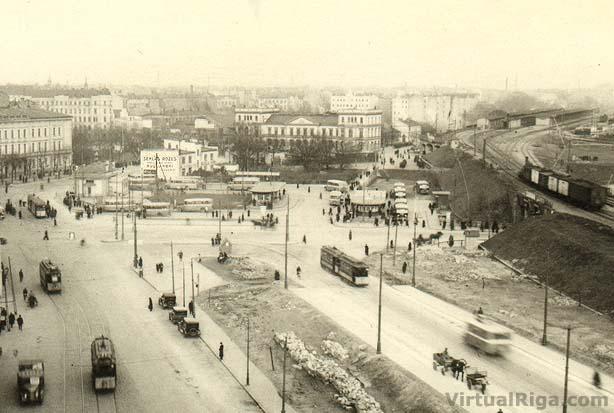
[188,300,194,316]
[296,265,301,279]
[302,235,306,244]
[219,342,224,361]
[402,262,407,274]
[54,218,57,226]
[322,209,325,216]
[307,186,311,193]
[138,256,143,268]
[22,288,28,301]
[8,312,15,329]
[211,237,215,246]
[43,230,49,240]
[593,371,602,389]
[147,297,153,311]
[408,241,412,252]
[364,244,369,256]
[19,269,23,282]
[17,315,23,331]
[477,306,483,315]
[18,210,22,219]
[422,220,425,228]
[348,230,352,240]
[319,192,322,200]
[390,240,394,249]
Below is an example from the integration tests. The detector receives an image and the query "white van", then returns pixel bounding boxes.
[325,180,348,192]
[180,198,213,212]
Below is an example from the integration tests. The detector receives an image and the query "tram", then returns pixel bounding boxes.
[39,259,62,293]
[91,336,117,392]
[27,194,47,218]
[320,246,369,286]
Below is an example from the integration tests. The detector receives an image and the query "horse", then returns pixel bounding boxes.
[451,358,468,381]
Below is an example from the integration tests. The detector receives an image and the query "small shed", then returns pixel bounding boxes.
[250,181,286,207]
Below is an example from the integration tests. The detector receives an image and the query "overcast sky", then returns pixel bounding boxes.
[0,0,611,90]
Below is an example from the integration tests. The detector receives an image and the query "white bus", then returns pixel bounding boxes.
[325,180,348,192]
[463,316,512,356]
[415,180,430,194]
[179,198,213,212]
[102,197,133,212]
[142,200,171,217]
[329,191,343,206]
[165,177,202,191]
[228,176,260,191]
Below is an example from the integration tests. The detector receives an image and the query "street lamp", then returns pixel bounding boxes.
[412,214,417,287]
[376,253,383,354]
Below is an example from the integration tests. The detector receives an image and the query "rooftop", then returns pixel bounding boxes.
[0,106,72,122]
[265,113,339,126]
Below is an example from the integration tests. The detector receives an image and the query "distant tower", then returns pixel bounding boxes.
[84,76,89,89]
[505,77,508,92]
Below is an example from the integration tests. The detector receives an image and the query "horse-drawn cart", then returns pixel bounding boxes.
[433,352,454,374]
[466,368,488,393]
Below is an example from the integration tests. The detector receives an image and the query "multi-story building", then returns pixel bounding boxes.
[234,108,280,134]
[256,109,382,153]
[330,92,379,112]
[256,97,289,111]
[31,89,118,129]
[126,98,161,116]
[112,109,153,130]
[163,138,219,172]
[0,94,73,178]
[392,93,479,133]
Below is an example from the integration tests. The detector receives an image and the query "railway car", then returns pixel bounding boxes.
[519,161,607,210]
[320,246,369,286]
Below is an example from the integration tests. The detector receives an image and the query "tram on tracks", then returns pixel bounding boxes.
[27,194,47,218]
[91,336,117,392]
[320,246,369,286]
[39,259,62,293]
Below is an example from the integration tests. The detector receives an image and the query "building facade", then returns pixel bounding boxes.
[163,139,220,172]
[0,104,73,179]
[392,93,479,133]
[256,109,382,153]
[256,97,289,111]
[31,91,119,129]
[330,92,379,112]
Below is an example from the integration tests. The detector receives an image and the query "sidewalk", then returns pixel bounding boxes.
[135,262,297,413]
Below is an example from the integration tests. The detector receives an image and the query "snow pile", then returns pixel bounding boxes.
[322,339,349,361]
[275,331,382,413]
[549,294,576,307]
[593,344,614,363]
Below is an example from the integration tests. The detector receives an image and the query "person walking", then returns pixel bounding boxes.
[8,312,15,329]
[138,256,143,269]
[54,218,57,226]
[148,297,153,312]
[364,244,369,256]
[22,288,28,301]
[296,266,301,279]
[16,315,23,331]
[188,300,194,317]
[218,342,224,361]
[19,269,23,283]
[43,230,49,240]
[402,261,407,274]
[408,241,412,252]
[348,230,352,241]
[302,235,306,244]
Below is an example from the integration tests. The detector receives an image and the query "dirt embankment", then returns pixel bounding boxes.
[425,147,516,223]
[483,213,614,316]
[200,257,464,413]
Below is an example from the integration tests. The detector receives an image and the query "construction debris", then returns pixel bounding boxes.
[275,331,383,413]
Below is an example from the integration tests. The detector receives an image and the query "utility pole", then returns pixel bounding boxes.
[562,327,571,413]
[4,263,10,331]
[385,217,391,252]
[482,138,486,167]
[170,242,176,294]
[412,214,417,287]
[182,257,185,307]
[542,270,550,346]
[392,221,398,267]
[284,195,289,289]
[8,257,17,314]
[191,259,195,317]
[121,172,124,240]
[376,253,383,354]
[246,317,250,386]
[473,127,476,157]
[133,208,138,268]
[281,336,288,413]
[114,175,118,240]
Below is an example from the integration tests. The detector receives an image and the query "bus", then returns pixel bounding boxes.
[329,191,343,206]
[39,259,62,293]
[179,198,213,212]
[101,197,133,212]
[27,194,47,218]
[17,360,45,404]
[463,316,512,356]
[325,180,348,192]
[165,177,202,191]
[91,336,117,392]
[320,246,369,286]
[142,200,171,217]
[415,180,430,195]
[228,176,260,191]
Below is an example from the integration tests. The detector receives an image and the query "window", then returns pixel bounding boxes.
[38,128,41,137]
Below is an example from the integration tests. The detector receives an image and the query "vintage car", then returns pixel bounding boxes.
[168,306,189,324]
[178,319,201,337]
[18,360,45,404]
[158,292,177,309]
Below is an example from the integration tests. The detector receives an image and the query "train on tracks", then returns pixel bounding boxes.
[519,160,608,210]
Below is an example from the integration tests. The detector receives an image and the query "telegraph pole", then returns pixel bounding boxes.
[281,336,288,413]
[191,259,195,317]
[133,208,138,268]
[412,214,417,287]
[8,257,17,314]
[3,263,10,331]
[562,327,572,413]
[284,195,289,289]
[121,173,125,240]
[114,175,118,240]
[385,217,391,252]
[181,257,185,307]
[376,253,383,354]
[246,317,250,386]
[392,221,398,267]
[170,242,176,294]
[542,271,549,345]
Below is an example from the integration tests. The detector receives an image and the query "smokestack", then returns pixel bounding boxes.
[505,77,508,92]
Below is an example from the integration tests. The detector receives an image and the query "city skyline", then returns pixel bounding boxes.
[1,0,612,90]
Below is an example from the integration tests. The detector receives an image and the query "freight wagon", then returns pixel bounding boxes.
[519,161,607,210]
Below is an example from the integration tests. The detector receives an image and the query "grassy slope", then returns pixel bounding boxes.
[483,213,614,315]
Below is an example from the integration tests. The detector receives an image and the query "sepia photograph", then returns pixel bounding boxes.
[0,0,613,412]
